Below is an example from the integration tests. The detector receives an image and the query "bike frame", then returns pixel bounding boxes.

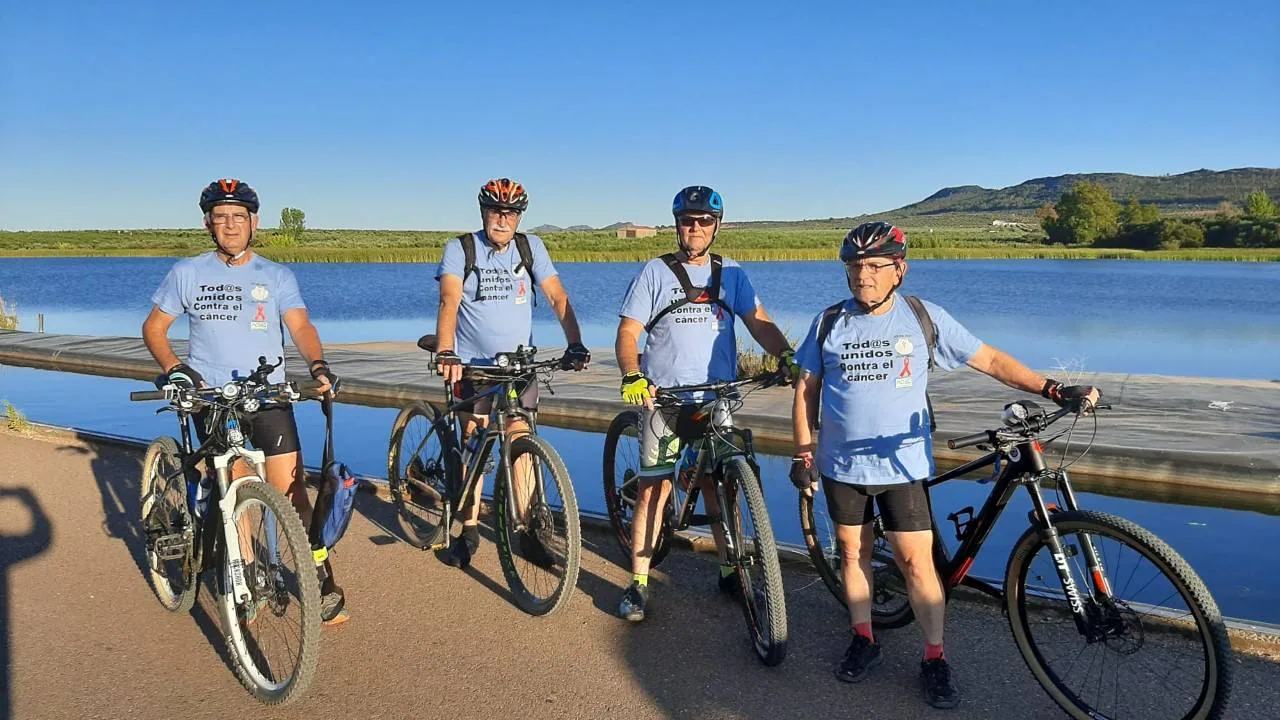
[148,402,279,607]
[920,431,1114,637]
[423,366,551,549]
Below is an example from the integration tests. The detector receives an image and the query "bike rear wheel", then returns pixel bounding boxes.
[140,436,197,612]
[602,409,675,567]
[722,457,787,666]
[494,434,581,616]
[797,490,914,628]
[218,481,321,705]
[388,401,457,549]
[1005,510,1233,720]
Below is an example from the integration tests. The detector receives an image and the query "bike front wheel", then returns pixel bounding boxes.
[723,457,787,666]
[218,481,321,705]
[139,436,197,612]
[388,401,457,549]
[1005,510,1233,720]
[494,434,581,616]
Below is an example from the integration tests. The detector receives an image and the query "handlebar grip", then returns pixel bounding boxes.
[295,380,326,397]
[947,431,991,450]
[130,390,166,401]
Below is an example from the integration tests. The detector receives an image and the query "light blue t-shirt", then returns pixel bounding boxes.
[618,256,761,392]
[795,294,983,487]
[436,232,558,363]
[151,252,306,385]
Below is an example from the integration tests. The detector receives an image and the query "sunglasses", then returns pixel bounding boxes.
[677,215,717,228]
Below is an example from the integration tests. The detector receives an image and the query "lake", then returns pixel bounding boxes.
[2,257,1279,379]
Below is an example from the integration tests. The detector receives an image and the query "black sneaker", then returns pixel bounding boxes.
[835,634,883,683]
[617,581,649,623]
[920,658,960,709]
[320,589,350,627]
[718,567,741,597]
[442,532,479,569]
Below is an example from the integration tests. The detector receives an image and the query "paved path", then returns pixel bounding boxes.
[1,429,1277,720]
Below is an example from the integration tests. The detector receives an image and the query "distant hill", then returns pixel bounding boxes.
[731,167,1280,229]
[528,224,564,233]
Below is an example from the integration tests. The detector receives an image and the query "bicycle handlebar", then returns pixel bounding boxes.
[946,399,1105,450]
[654,371,788,403]
[130,389,166,401]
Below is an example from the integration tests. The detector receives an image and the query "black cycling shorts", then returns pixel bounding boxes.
[452,378,539,415]
[194,404,301,457]
[822,476,933,532]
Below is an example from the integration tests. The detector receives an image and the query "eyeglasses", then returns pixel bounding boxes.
[677,215,717,228]
[846,261,898,275]
[209,213,251,226]
[484,208,522,221]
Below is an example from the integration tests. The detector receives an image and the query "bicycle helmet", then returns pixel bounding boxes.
[840,222,906,261]
[199,178,260,214]
[672,185,724,219]
[478,178,530,212]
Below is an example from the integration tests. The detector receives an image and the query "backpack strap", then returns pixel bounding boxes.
[815,300,846,356]
[458,233,482,301]
[644,253,730,333]
[902,295,938,431]
[903,295,937,370]
[512,232,538,307]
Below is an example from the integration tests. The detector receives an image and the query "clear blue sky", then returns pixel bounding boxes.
[2,1,1277,230]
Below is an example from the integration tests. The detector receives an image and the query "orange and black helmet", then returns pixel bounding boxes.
[199,179,260,214]
[478,178,529,212]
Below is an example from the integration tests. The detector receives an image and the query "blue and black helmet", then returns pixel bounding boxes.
[672,185,724,220]
[200,179,260,214]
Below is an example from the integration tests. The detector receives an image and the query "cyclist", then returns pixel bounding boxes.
[141,179,349,626]
[614,185,799,622]
[789,221,1099,708]
[433,178,589,568]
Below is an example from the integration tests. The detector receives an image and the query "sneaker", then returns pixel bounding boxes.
[518,530,558,570]
[442,532,479,569]
[617,581,649,623]
[718,567,741,597]
[920,658,961,709]
[320,590,350,627]
[835,634,883,683]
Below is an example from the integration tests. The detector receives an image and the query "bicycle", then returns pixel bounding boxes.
[132,357,324,705]
[799,398,1234,720]
[602,372,790,666]
[387,337,582,617]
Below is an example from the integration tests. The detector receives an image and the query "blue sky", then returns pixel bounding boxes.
[2,1,1277,230]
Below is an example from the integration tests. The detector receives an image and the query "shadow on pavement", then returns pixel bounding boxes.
[0,486,53,720]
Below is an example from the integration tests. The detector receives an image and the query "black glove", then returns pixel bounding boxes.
[165,362,204,389]
[1041,379,1096,410]
[436,350,461,375]
[310,360,341,395]
[565,342,591,370]
[789,452,819,490]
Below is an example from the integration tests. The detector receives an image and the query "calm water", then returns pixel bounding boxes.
[2,257,1279,622]
[2,257,1279,378]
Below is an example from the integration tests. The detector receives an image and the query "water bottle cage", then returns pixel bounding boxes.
[947,506,975,542]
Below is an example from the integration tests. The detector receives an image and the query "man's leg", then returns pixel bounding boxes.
[823,478,884,683]
[881,482,958,708]
[618,407,678,621]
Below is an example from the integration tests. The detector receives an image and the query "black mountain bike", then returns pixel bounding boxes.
[387,337,582,617]
[799,399,1233,720]
[132,357,324,705]
[603,372,789,666]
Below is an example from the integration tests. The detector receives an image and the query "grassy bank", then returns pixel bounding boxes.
[3,227,1278,262]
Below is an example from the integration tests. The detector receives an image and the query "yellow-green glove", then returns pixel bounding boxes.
[778,348,801,383]
[620,371,654,405]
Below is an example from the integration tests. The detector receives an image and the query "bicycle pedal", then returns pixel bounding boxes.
[153,533,188,561]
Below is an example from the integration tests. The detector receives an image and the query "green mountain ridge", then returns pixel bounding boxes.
[728,167,1280,229]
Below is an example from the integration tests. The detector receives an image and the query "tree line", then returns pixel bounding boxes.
[1036,183,1279,250]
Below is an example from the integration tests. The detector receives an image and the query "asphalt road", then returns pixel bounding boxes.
[1,429,1277,720]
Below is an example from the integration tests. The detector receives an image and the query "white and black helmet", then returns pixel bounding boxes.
[840,222,907,261]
